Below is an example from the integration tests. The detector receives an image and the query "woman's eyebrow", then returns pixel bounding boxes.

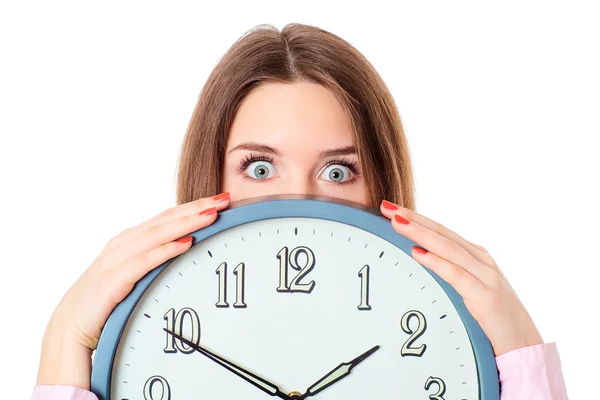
[227,142,357,158]
[228,142,281,156]
[319,145,357,157]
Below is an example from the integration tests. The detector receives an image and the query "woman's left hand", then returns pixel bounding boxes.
[380,200,543,357]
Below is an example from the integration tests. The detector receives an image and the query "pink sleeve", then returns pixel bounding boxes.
[31,385,99,400]
[496,342,568,399]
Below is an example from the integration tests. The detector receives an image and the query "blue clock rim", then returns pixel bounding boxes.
[91,194,499,400]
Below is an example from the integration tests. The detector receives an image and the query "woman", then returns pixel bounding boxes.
[31,23,568,399]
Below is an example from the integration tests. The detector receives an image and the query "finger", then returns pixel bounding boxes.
[380,200,497,270]
[407,208,499,271]
[411,245,488,302]
[390,212,499,288]
[105,192,230,252]
[99,206,219,271]
[98,236,196,310]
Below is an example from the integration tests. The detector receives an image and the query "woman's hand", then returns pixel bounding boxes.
[380,200,543,357]
[36,192,231,389]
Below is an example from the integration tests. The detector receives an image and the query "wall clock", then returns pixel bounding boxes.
[91,194,499,400]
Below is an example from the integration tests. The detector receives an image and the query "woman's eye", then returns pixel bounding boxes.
[245,160,276,180]
[320,164,352,183]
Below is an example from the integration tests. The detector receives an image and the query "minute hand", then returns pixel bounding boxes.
[299,345,380,399]
[164,329,291,400]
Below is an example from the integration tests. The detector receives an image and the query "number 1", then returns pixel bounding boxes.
[358,265,371,310]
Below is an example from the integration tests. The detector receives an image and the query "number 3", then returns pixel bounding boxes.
[424,376,446,400]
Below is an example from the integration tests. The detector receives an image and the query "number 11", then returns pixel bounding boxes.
[215,262,247,308]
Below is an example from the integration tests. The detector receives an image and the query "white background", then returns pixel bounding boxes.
[0,1,597,398]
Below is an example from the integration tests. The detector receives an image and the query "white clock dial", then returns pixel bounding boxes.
[110,217,480,400]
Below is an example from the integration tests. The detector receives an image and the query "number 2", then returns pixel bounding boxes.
[400,310,427,357]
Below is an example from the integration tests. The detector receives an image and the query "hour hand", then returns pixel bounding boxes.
[164,329,291,400]
[298,345,380,399]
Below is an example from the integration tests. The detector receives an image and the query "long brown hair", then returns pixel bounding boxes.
[176,23,416,210]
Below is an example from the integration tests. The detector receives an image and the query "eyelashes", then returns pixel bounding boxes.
[237,153,361,184]
[327,157,360,175]
[238,153,273,172]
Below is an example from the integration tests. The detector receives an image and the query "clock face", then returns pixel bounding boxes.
[92,198,497,400]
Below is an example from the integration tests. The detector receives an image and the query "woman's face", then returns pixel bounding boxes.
[222,81,368,205]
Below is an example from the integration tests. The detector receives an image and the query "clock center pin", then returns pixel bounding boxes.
[289,391,302,398]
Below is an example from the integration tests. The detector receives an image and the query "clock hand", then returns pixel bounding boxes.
[164,329,291,400]
[298,345,380,399]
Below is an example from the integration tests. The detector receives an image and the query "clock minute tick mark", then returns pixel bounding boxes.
[208,250,213,257]
[178,272,183,276]
[154,299,159,303]
[295,227,298,235]
[421,285,425,290]
[331,232,334,237]
[364,243,368,248]
[440,314,447,319]
[379,251,384,258]
[348,236,351,241]
[143,313,151,319]
[166,285,170,289]
[193,261,197,265]
[409,272,412,277]
[224,243,228,248]
[455,347,461,350]
[432,300,437,303]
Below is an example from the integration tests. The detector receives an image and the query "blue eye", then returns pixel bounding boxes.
[246,160,276,180]
[320,164,352,183]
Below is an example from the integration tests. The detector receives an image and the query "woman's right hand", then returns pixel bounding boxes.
[36,192,231,390]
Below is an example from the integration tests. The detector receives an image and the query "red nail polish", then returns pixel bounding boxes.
[394,214,410,225]
[200,207,217,216]
[381,200,398,211]
[177,236,193,244]
[212,192,230,202]
[413,246,427,254]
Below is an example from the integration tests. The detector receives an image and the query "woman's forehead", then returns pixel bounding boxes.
[227,81,354,152]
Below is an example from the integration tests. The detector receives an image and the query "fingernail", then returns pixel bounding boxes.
[413,246,427,254]
[394,214,410,225]
[212,192,230,202]
[177,236,193,244]
[200,207,217,216]
[381,200,398,211]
